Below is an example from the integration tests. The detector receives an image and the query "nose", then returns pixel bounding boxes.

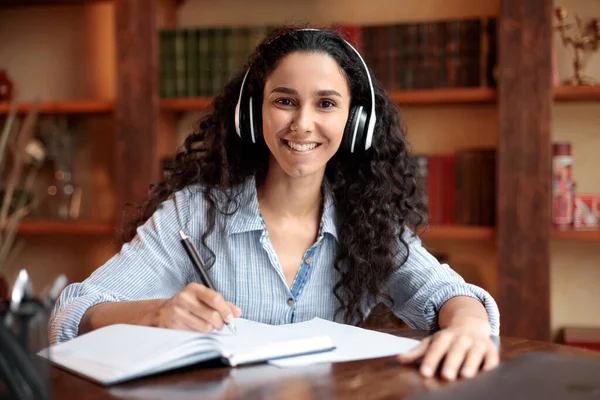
[292,105,316,134]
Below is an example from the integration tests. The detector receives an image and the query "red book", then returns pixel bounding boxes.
[442,155,456,224]
[332,24,363,53]
[427,156,444,225]
[562,327,600,352]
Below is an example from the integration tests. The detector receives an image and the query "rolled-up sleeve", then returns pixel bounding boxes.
[382,230,500,335]
[49,189,196,344]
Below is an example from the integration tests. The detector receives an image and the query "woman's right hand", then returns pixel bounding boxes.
[148,283,242,332]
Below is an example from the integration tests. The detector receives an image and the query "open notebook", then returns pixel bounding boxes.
[38,318,334,386]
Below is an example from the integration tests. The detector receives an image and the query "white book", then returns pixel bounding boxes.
[38,318,334,386]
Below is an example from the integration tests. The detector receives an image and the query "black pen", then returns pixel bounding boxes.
[179,231,237,335]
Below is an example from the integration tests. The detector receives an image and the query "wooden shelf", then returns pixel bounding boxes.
[17,220,115,235]
[160,97,214,112]
[554,85,600,102]
[0,0,112,8]
[160,88,497,112]
[389,88,496,105]
[0,100,114,114]
[552,230,600,241]
[419,225,495,240]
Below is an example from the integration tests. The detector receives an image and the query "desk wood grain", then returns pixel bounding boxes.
[51,329,600,400]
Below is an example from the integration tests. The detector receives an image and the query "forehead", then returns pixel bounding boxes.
[265,51,349,94]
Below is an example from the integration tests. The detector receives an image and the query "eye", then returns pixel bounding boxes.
[319,100,336,109]
[275,98,295,107]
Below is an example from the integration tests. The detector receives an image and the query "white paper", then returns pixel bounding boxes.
[269,318,420,367]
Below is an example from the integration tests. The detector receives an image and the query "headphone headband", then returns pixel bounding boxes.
[234,28,377,153]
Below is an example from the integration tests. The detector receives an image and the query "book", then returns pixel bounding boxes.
[38,318,334,386]
[562,326,600,351]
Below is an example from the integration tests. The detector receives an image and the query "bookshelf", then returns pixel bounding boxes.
[0,2,119,292]
[0,0,565,341]
[0,100,114,114]
[146,0,553,340]
[18,220,114,235]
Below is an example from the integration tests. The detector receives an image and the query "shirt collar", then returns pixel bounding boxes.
[226,175,338,243]
[225,176,264,236]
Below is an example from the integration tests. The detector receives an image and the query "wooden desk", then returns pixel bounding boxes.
[51,329,600,400]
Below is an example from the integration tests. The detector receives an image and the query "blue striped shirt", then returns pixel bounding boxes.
[49,176,500,344]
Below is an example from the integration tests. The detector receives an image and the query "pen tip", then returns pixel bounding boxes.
[179,231,187,239]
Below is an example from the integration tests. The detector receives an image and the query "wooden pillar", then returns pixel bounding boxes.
[114,0,159,224]
[497,0,553,341]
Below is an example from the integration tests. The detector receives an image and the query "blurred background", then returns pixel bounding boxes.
[0,0,598,348]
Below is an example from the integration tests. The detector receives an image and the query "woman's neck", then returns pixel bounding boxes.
[256,165,324,222]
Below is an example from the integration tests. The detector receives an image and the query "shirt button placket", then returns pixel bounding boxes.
[286,297,295,323]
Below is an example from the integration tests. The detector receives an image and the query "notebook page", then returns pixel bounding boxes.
[269,318,420,367]
[41,324,218,384]
[213,318,334,365]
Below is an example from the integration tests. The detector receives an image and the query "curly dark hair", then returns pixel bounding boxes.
[118,26,426,325]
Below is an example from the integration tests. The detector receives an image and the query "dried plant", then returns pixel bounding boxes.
[0,102,45,275]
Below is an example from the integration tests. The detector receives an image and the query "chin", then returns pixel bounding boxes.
[281,165,324,179]
[284,169,319,178]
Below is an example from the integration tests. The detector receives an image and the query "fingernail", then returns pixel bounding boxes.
[443,369,455,381]
[421,366,433,377]
[462,368,474,378]
[225,314,234,324]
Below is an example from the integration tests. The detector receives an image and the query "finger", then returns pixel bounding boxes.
[176,291,226,330]
[189,284,235,325]
[441,336,473,381]
[397,338,430,363]
[172,307,213,332]
[227,302,242,318]
[482,344,500,371]
[459,340,488,378]
[420,333,454,378]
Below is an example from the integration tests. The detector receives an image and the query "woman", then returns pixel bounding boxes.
[50,27,500,381]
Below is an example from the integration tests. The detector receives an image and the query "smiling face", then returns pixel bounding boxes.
[261,51,351,179]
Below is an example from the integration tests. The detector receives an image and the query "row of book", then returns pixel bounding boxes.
[159,25,274,99]
[413,149,496,227]
[158,18,497,98]
[360,19,497,91]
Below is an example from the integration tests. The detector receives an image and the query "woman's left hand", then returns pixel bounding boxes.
[397,318,499,381]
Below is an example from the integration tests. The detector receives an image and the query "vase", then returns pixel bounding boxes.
[0,69,14,101]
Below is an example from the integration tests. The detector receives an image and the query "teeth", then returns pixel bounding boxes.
[285,140,318,152]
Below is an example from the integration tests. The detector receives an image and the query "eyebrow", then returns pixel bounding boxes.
[270,87,343,97]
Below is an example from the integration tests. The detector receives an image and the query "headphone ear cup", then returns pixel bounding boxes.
[341,106,358,153]
[250,95,264,145]
[342,105,368,154]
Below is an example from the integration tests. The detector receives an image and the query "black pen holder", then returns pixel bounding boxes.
[0,299,52,400]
